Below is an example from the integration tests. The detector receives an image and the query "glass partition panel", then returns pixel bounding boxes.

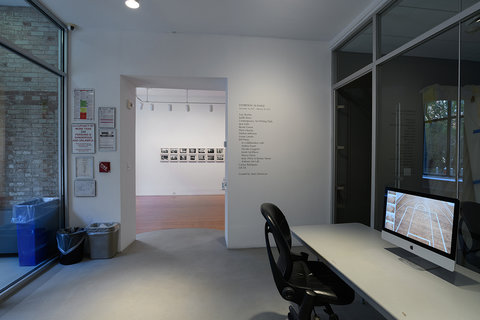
[0,0,61,69]
[334,22,373,82]
[379,0,461,57]
[375,26,459,229]
[460,12,480,202]
[0,44,61,289]
[463,0,480,10]
[335,74,372,226]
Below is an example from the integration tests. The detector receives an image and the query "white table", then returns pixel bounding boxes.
[291,223,480,320]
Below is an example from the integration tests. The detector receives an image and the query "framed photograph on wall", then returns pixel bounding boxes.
[179,155,187,162]
[189,155,197,162]
[216,148,224,154]
[161,154,169,162]
[198,148,206,154]
[207,155,215,162]
[170,148,178,154]
[161,148,169,154]
[198,154,206,161]
[207,148,215,154]
[216,154,224,162]
[170,154,178,161]
[189,148,197,154]
[180,148,187,153]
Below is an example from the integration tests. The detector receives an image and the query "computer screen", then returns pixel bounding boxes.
[381,187,460,271]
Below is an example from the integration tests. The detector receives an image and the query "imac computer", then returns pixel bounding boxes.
[381,187,460,272]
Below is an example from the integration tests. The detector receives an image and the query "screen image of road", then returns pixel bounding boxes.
[384,191,455,254]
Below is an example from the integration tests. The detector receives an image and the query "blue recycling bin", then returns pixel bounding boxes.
[12,198,59,266]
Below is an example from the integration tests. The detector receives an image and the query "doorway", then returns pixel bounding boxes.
[134,85,227,233]
[334,73,372,225]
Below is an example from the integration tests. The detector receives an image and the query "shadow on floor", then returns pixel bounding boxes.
[249,311,287,320]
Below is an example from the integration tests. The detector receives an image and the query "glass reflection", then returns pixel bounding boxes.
[460,12,480,202]
[376,26,459,229]
[0,1,61,69]
[380,0,461,56]
[335,22,373,82]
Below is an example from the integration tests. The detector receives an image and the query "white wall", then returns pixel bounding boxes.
[68,29,332,250]
[135,100,226,195]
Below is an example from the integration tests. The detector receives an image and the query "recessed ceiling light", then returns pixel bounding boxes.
[125,0,140,9]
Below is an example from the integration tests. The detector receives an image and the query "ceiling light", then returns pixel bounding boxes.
[466,15,480,33]
[125,0,140,9]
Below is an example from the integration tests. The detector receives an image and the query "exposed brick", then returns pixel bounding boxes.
[0,7,60,209]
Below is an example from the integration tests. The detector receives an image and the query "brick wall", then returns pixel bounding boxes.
[0,6,60,210]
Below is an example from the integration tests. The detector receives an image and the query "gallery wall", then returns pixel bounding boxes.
[135,96,226,196]
[68,28,332,249]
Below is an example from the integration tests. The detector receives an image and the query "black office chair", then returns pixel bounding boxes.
[459,201,480,269]
[260,203,354,320]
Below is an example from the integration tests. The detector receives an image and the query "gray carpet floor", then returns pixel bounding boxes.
[0,229,385,320]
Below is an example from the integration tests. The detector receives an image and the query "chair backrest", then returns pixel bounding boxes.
[460,201,480,266]
[260,203,294,283]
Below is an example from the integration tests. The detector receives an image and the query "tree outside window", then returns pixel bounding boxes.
[423,99,464,179]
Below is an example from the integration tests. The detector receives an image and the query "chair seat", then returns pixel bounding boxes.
[289,260,355,306]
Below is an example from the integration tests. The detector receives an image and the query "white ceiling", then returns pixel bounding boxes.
[39,0,380,41]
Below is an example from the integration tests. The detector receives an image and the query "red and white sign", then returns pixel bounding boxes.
[99,162,111,173]
[72,123,95,154]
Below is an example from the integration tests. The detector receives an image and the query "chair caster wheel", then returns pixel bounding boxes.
[288,305,298,320]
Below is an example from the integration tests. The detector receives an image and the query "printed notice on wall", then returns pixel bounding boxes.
[237,103,272,176]
[98,107,115,128]
[75,156,94,179]
[98,128,116,152]
[74,89,95,121]
[72,123,95,154]
[74,179,96,197]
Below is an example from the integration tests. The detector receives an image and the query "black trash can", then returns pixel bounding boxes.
[56,227,86,265]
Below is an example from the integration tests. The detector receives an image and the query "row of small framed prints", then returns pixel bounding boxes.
[161,148,224,155]
[161,153,224,162]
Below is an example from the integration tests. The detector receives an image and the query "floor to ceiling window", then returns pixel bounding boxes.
[0,0,66,299]
[333,0,480,270]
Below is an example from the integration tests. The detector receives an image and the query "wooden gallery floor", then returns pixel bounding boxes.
[136,195,225,234]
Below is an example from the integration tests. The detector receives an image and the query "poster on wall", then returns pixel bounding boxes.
[72,123,95,154]
[74,88,95,120]
[98,128,116,152]
[98,107,115,128]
